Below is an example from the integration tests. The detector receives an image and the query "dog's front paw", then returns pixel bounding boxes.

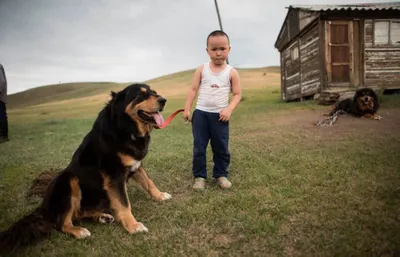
[76,228,91,239]
[129,222,149,234]
[160,192,172,201]
[152,192,172,201]
[374,115,382,120]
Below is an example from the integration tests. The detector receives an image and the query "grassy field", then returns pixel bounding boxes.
[1,67,400,256]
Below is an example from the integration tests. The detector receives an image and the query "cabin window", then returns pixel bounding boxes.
[374,20,400,46]
[391,21,400,46]
[291,46,299,60]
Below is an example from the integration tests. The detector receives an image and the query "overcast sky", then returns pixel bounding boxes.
[0,0,392,94]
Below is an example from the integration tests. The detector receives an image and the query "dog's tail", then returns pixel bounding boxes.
[0,207,53,254]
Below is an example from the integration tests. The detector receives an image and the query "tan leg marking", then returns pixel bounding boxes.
[102,174,148,233]
[61,177,91,239]
[364,113,382,120]
[132,167,172,201]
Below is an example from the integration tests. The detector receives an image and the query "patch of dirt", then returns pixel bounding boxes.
[27,169,60,198]
[247,108,400,139]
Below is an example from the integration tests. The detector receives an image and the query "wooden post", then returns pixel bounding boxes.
[214,0,229,64]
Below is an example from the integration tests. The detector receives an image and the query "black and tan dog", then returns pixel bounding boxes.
[0,83,171,253]
[326,87,382,120]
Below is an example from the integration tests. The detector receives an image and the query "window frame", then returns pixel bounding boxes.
[291,45,299,61]
[373,19,400,47]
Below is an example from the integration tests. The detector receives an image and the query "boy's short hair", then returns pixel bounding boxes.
[206,30,230,46]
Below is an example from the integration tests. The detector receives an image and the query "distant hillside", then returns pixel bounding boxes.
[7,82,129,109]
[8,66,280,109]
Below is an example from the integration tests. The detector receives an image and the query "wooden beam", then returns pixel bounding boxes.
[361,19,366,85]
[349,20,355,86]
[326,22,332,85]
[319,19,327,91]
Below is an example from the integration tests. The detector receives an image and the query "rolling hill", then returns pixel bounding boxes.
[8,66,281,109]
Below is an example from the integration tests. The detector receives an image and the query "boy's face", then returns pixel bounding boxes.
[206,35,231,65]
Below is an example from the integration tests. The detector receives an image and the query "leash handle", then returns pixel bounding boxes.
[155,108,185,129]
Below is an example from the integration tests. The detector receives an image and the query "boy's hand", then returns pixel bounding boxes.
[219,107,232,122]
[183,110,191,122]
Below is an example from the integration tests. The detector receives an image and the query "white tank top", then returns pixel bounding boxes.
[196,62,232,113]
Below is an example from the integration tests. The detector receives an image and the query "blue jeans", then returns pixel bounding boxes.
[191,109,230,179]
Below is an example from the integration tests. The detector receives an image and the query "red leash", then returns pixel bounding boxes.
[155,108,185,129]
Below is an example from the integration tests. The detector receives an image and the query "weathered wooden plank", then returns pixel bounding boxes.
[298,23,321,97]
[326,21,332,83]
[366,55,400,60]
[302,69,320,81]
[365,47,400,52]
[300,48,319,63]
[301,81,320,94]
[319,20,328,91]
[286,72,300,81]
[349,21,355,86]
[299,10,319,31]
[366,61,400,68]
[361,19,365,85]
[365,19,373,47]
[365,78,400,84]
[366,70,400,75]
[286,83,300,93]
[300,37,319,51]
[353,20,361,86]
[301,59,320,70]
[280,52,285,101]
[286,92,302,101]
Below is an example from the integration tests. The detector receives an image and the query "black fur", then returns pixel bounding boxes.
[329,87,380,117]
[0,83,167,254]
[0,208,53,253]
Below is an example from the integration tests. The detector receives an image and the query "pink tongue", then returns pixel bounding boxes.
[152,112,164,126]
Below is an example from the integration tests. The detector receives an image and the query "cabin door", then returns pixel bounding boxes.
[327,21,353,86]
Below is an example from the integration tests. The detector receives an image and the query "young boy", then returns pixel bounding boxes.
[183,30,241,191]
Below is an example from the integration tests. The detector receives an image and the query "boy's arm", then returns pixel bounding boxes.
[218,68,241,122]
[228,68,241,111]
[183,65,203,121]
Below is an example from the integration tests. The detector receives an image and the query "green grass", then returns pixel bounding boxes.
[1,84,400,256]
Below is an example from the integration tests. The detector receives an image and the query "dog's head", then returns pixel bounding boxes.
[353,87,379,112]
[109,83,166,135]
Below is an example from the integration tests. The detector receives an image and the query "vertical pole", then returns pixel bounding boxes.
[214,0,224,32]
[214,0,229,64]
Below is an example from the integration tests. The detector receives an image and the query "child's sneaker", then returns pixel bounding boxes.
[217,177,232,189]
[192,178,206,191]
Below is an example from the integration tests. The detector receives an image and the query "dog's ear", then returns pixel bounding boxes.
[110,91,117,99]
[109,91,118,119]
[352,91,358,103]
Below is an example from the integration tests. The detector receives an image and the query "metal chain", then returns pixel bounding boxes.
[317,110,347,127]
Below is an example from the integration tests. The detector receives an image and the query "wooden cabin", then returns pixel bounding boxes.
[274,2,400,101]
